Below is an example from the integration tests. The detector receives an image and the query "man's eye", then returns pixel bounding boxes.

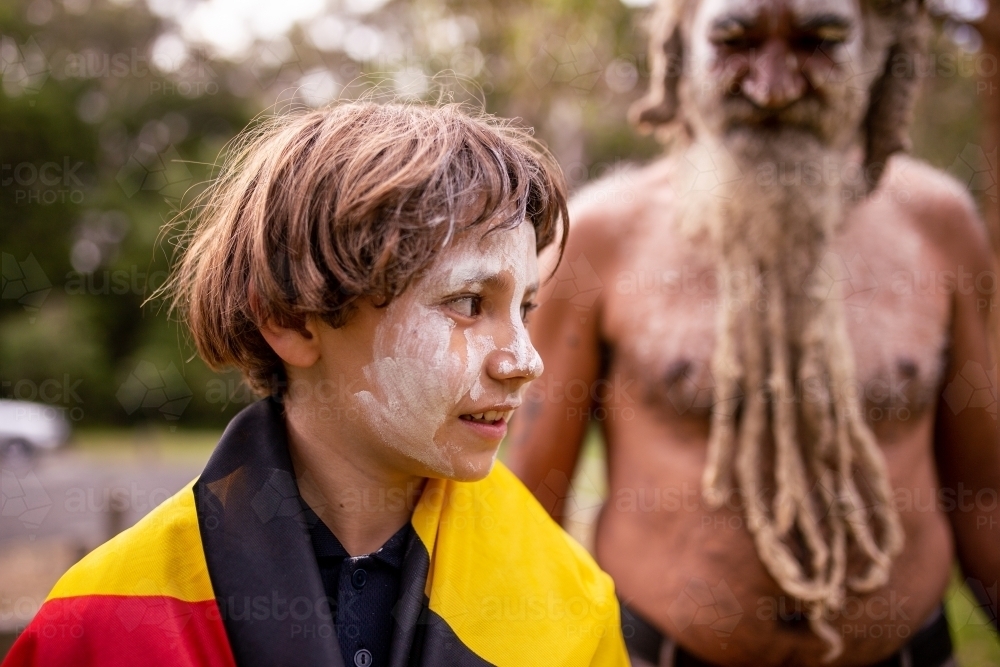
[520,301,538,323]
[450,296,482,318]
[796,23,850,51]
[796,32,846,52]
[709,22,754,49]
[816,25,849,44]
[718,36,755,50]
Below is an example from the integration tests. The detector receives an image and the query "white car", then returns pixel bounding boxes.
[0,399,71,457]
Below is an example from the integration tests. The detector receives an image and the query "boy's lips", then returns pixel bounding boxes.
[458,415,509,439]
[458,404,519,439]
[459,407,516,423]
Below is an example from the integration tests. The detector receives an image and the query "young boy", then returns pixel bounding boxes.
[3,103,629,666]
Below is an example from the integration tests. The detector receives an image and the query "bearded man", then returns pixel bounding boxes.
[507,0,1000,665]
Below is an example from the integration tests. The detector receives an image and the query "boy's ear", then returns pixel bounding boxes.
[259,317,322,369]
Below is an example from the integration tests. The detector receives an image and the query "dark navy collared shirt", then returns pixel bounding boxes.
[306,511,412,667]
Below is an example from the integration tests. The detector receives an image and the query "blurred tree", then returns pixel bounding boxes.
[0,0,988,428]
[0,0,254,425]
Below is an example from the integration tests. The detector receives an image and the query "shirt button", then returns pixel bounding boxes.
[351,568,367,589]
[354,648,372,666]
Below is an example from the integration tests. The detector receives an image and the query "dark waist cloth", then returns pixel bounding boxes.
[620,600,953,667]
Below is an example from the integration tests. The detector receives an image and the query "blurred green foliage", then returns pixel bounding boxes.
[0,0,986,431]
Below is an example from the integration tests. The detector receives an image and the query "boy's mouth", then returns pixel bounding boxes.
[459,410,514,425]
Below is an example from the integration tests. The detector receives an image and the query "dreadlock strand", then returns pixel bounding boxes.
[703,261,743,508]
[736,268,822,603]
[766,270,807,536]
[823,295,905,585]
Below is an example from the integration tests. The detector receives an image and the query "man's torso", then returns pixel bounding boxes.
[586,156,960,667]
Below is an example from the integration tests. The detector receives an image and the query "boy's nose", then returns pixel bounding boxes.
[488,333,544,384]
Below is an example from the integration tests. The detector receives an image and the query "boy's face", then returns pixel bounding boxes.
[318,220,543,482]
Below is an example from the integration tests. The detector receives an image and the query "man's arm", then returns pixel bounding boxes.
[928,185,1000,630]
[506,202,612,522]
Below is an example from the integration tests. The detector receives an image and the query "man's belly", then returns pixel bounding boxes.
[594,409,956,667]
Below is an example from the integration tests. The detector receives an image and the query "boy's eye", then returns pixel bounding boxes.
[520,301,538,323]
[449,296,482,318]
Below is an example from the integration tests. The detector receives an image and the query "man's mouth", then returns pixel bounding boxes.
[459,410,514,425]
[735,103,827,135]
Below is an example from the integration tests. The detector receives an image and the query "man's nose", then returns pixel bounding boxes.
[741,40,807,110]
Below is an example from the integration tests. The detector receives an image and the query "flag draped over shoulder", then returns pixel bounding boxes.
[3,398,629,667]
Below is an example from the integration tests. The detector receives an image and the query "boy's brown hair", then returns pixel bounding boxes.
[161,102,568,396]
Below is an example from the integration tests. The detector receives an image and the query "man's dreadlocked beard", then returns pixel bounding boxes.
[676,125,904,661]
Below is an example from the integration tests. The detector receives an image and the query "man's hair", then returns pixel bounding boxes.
[629,1,932,659]
[160,102,568,396]
[631,0,929,191]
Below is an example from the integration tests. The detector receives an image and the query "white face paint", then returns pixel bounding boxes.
[353,221,542,481]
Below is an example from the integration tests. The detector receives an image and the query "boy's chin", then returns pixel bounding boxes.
[453,455,499,482]
[426,450,499,483]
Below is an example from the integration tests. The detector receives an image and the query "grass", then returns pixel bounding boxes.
[66,426,223,463]
[946,572,1000,666]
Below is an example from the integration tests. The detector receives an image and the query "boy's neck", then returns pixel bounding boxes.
[284,411,425,557]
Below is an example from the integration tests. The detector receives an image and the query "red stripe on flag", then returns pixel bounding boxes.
[2,595,235,667]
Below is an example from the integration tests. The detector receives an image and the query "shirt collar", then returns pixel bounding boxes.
[305,503,412,570]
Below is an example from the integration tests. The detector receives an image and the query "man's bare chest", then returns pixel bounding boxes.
[600,220,952,428]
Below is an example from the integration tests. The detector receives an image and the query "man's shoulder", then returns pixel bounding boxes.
[47,478,212,603]
[880,154,990,265]
[568,159,675,237]
[546,157,682,283]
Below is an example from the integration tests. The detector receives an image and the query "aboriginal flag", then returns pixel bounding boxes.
[3,398,628,666]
